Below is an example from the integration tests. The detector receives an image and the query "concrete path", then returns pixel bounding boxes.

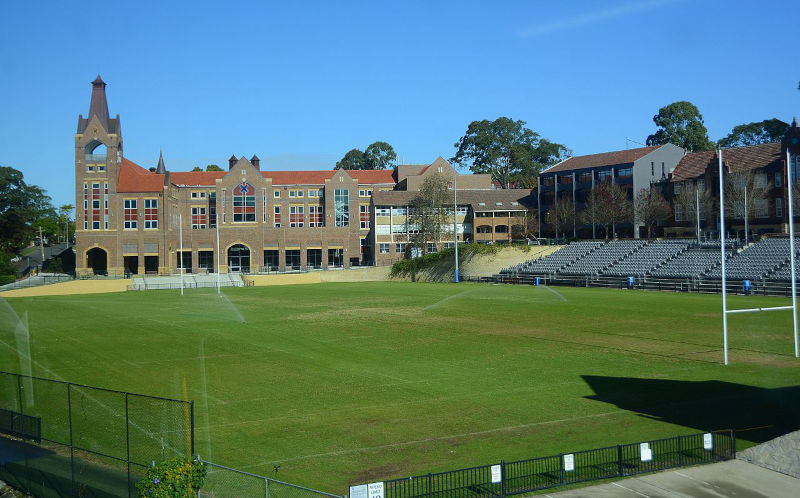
[540,459,799,497]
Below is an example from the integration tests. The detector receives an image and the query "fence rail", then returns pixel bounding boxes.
[473,273,798,297]
[370,430,734,498]
[202,460,342,498]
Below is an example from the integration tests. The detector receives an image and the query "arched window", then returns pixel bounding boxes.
[84,141,107,163]
[228,244,251,273]
[476,225,492,234]
[86,247,108,275]
[495,225,509,233]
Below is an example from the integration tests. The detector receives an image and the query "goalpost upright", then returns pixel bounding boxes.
[718,147,800,365]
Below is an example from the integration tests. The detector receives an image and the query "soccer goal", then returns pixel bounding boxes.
[718,148,800,364]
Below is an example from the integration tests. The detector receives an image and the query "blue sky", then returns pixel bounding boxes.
[1,0,797,207]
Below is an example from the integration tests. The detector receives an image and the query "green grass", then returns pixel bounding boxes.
[1,282,799,493]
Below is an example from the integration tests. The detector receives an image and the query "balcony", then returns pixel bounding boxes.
[85,154,107,163]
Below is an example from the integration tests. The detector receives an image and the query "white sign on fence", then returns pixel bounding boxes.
[349,485,368,498]
[563,454,575,472]
[640,442,652,462]
[703,433,713,450]
[490,464,502,484]
[368,482,384,498]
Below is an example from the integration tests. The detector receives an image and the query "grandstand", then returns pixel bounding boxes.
[497,237,800,286]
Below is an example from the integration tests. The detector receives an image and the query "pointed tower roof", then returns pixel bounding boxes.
[88,75,110,130]
[155,150,166,174]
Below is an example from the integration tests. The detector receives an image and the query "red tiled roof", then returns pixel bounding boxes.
[671,142,783,181]
[170,171,226,186]
[546,146,661,173]
[117,158,164,192]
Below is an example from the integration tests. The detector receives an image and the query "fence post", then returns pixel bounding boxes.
[16,374,23,413]
[678,436,683,467]
[501,460,506,497]
[126,393,131,498]
[265,477,269,498]
[617,445,623,477]
[190,400,195,455]
[68,383,75,497]
[731,430,737,459]
[427,473,432,498]
[559,454,564,485]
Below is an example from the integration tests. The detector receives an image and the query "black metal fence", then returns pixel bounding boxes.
[471,273,798,297]
[370,430,735,498]
[0,371,194,498]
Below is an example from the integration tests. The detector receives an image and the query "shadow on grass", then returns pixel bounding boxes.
[581,375,800,444]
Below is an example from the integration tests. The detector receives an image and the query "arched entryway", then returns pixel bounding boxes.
[86,247,108,275]
[227,244,250,273]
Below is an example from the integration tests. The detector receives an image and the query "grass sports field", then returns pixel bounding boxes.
[1,282,799,492]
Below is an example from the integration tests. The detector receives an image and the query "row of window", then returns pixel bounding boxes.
[674,198,784,221]
[122,199,159,229]
[375,206,471,217]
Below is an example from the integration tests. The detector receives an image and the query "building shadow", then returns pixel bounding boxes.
[581,375,800,444]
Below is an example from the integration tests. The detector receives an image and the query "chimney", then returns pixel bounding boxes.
[251,154,260,170]
[229,154,238,170]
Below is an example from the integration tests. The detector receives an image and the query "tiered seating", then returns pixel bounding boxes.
[769,256,800,282]
[648,249,726,279]
[558,240,645,276]
[131,273,244,290]
[603,240,689,277]
[499,241,604,275]
[705,238,799,280]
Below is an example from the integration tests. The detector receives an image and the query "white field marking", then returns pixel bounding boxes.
[423,289,476,310]
[541,285,567,302]
[612,482,650,497]
[237,409,628,468]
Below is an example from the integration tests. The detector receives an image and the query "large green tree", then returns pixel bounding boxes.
[646,101,714,152]
[451,117,570,189]
[0,166,53,252]
[335,142,397,170]
[718,119,790,148]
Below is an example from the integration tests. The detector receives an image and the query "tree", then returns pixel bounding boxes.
[364,141,397,170]
[724,170,767,243]
[335,142,397,170]
[593,183,633,238]
[674,181,715,242]
[191,166,203,172]
[512,209,538,240]
[634,187,672,238]
[452,117,570,189]
[58,204,75,243]
[718,119,790,148]
[206,164,223,171]
[646,101,714,152]
[408,173,451,255]
[0,166,53,253]
[581,189,601,239]
[545,196,575,239]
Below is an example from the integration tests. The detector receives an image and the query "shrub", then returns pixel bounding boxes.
[389,243,502,278]
[136,457,207,497]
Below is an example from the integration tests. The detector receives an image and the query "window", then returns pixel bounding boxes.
[379,243,390,254]
[578,172,592,184]
[697,178,705,191]
[144,199,158,229]
[541,176,554,186]
[443,242,454,249]
[289,190,295,198]
[92,199,100,209]
[675,205,683,222]
[209,206,217,228]
[617,167,632,178]
[359,189,367,197]
[290,205,304,227]
[560,175,573,185]
[191,192,206,199]
[427,243,438,253]
[674,182,682,195]
[597,170,612,183]
[376,206,391,217]
[233,183,256,222]
[662,162,665,177]
[495,224,509,233]
[309,205,323,227]
[476,225,492,233]
[776,198,783,218]
[191,192,198,199]
[274,190,281,198]
[191,207,207,229]
[456,206,468,215]
[395,243,406,254]
[754,199,768,218]
[87,166,94,172]
[317,189,324,197]
[651,161,654,176]
[335,189,349,227]
[124,199,137,229]
[775,172,783,188]
[754,173,768,188]
[273,206,281,227]
[308,189,317,198]
[98,165,105,172]
[360,204,370,229]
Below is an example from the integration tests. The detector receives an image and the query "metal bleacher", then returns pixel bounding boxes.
[704,238,800,281]
[603,240,690,277]
[558,240,645,276]
[499,241,603,275]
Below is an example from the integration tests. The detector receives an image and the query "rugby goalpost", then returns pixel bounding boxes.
[719,148,800,365]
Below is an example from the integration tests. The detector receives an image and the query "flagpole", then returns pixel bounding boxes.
[179,213,184,296]
[454,168,459,283]
[216,215,221,294]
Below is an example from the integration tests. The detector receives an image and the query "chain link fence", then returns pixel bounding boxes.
[201,461,343,498]
[0,371,193,497]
